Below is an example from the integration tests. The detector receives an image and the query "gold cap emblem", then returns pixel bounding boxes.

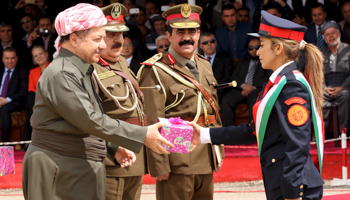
[181,3,191,18]
[111,4,121,19]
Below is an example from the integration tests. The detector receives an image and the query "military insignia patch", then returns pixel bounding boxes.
[181,3,191,18]
[111,4,121,19]
[284,97,307,105]
[98,71,115,80]
[287,105,309,126]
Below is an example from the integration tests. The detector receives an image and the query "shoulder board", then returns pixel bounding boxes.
[141,53,163,66]
[195,53,206,61]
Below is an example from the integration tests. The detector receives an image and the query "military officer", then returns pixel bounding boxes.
[191,11,325,200]
[92,3,147,200]
[22,3,173,200]
[138,4,223,200]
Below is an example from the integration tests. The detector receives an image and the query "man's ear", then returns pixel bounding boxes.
[166,31,172,44]
[69,33,79,47]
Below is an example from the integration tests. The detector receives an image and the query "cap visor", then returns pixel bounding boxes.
[247,33,262,37]
[105,25,129,32]
[170,22,200,29]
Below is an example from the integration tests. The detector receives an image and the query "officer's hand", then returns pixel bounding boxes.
[115,146,136,168]
[155,173,170,181]
[188,122,201,152]
[217,160,223,172]
[144,122,174,154]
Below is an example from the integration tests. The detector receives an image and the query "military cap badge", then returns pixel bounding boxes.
[181,3,191,18]
[111,4,121,19]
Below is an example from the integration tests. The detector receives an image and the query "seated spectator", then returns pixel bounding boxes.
[21,45,49,150]
[132,6,149,43]
[0,47,28,143]
[264,4,281,17]
[145,14,166,57]
[122,35,141,75]
[304,3,328,49]
[321,21,350,136]
[122,0,136,26]
[19,14,36,42]
[237,6,251,24]
[215,4,255,60]
[199,32,233,102]
[220,38,270,127]
[0,22,32,69]
[30,15,57,61]
[155,35,169,53]
[145,1,159,20]
[253,0,294,29]
[341,2,350,44]
[293,10,309,27]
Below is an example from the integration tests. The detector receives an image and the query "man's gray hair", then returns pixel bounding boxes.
[155,35,168,45]
[0,22,12,30]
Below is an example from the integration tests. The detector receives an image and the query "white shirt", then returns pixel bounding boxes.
[200,61,295,144]
[126,56,133,65]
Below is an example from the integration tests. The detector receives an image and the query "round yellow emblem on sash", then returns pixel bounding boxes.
[287,104,308,126]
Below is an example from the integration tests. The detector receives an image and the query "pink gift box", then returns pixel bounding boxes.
[158,117,193,154]
[0,146,15,176]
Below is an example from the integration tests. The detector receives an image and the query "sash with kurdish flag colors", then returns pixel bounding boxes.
[252,70,324,173]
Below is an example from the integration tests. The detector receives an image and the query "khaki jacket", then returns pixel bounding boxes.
[93,56,147,177]
[138,48,223,177]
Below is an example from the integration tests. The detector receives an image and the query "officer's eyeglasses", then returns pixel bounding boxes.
[158,44,169,49]
[201,39,216,45]
[21,19,31,25]
[248,45,260,51]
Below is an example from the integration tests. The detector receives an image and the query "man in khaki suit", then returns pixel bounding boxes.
[92,3,147,200]
[22,3,173,200]
[138,4,223,200]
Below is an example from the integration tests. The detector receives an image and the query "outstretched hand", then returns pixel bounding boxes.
[188,122,202,152]
[144,122,174,154]
[115,146,136,168]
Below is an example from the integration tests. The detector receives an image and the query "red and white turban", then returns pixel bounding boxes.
[53,3,107,57]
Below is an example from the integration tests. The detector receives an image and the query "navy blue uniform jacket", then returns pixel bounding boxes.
[209,62,323,199]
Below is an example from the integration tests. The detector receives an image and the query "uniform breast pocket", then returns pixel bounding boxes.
[101,76,126,97]
[168,83,195,111]
[204,74,218,95]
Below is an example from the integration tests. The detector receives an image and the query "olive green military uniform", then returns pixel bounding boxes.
[138,46,223,200]
[93,56,147,200]
[22,48,147,200]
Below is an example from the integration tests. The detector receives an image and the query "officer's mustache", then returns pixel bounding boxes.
[179,40,194,46]
[111,42,122,49]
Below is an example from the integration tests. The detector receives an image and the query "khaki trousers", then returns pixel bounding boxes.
[156,173,214,200]
[106,176,143,200]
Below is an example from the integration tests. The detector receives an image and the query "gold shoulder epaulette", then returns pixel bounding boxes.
[141,53,163,66]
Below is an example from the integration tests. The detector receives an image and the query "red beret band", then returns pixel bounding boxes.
[259,23,305,41]
[166,13,200,21]
[105,15,124,22]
